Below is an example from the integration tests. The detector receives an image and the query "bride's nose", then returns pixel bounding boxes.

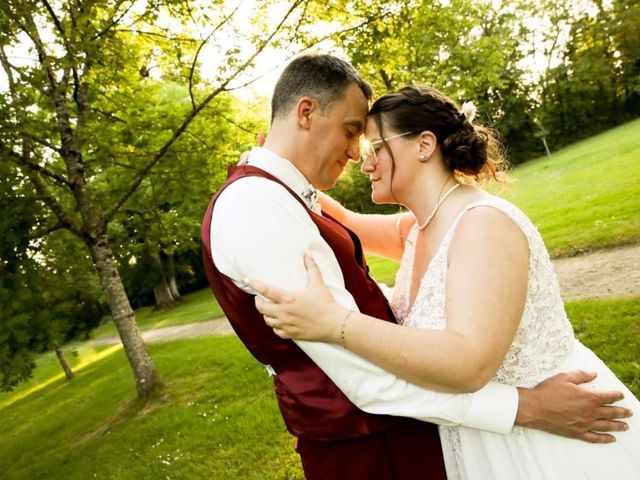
[361,156,375,174]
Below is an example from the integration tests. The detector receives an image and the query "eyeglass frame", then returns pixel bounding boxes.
[360,131,415,165]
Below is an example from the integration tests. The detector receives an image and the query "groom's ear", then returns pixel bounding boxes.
[296,97,315,130]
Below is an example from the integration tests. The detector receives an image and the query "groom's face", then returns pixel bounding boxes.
[306,84,368,190]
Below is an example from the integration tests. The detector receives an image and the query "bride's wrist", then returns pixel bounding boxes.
[328,305,351,345]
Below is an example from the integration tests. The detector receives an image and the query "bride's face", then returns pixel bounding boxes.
[361,117,416,205]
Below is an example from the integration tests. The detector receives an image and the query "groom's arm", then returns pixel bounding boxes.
[213,180,631,441]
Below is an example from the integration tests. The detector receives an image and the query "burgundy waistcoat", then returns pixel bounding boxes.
[201,165,407,442]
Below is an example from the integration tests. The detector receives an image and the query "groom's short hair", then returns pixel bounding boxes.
[271,54,372,122]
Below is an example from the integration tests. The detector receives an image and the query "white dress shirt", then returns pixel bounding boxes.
[210,147,518,435]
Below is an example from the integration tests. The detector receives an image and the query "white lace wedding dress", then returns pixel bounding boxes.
[390,196,640,480]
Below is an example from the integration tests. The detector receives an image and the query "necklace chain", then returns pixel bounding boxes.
[417,182,461,230]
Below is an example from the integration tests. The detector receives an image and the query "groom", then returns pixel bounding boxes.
[201,54,630,479]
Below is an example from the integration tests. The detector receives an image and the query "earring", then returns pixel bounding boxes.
[418,153,428,163]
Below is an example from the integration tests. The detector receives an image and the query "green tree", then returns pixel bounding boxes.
[535,0,640,149]
[0,0,390,396]
[340,0,538,164]
[0,0,325,396]
[0,170,104,390]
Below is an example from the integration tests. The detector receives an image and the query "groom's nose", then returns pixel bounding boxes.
[347,140,360,163]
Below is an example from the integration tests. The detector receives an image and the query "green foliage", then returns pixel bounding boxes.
[0,0,291,391]
[0,230,106,391]
[328,161,399,214]
[338,0,640,164]
[536,0,640,149]
[0,163,105,391]
[341,0,541,163]
[104,85,242,306]
[365,255,400,286]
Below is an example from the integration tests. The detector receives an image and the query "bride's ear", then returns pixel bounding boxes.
[418,131,437,163]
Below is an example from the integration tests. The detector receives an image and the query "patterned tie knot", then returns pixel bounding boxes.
[302,187,318,209]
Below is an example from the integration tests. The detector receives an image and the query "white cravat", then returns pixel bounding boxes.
[210,146,519,435]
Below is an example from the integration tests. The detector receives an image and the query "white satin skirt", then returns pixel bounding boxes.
[441,340,640,480]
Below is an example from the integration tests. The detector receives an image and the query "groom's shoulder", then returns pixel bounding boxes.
[214,176,305,218]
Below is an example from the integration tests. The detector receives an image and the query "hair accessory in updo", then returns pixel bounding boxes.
[460,101,477,124]
[368,86,507,182]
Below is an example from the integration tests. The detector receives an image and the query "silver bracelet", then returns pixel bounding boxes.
[340,310,352,349]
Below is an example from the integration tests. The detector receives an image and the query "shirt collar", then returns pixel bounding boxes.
[247,147,317,207]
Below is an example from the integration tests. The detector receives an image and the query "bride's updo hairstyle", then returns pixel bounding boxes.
[368,85,508,182]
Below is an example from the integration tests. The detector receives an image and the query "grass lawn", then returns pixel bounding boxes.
[0,336,301,480]
[1,297,638,479]
[489,118,640,257]
[3,122,638,479]
[567,297,640,397]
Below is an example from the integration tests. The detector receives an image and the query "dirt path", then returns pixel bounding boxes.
[553,244,640,301]
[92,244,639,345]
[91,317,235,346]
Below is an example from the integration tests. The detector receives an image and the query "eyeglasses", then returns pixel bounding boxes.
[360,131,414,164]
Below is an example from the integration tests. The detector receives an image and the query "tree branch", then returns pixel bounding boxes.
[1,141,70,187]
[93,107,127,123]
[0,45,17,91]
[112,28,201,43]
[27,167,81,237]
[41,0,67,41]
[188,0,245,110]
[219,114,257,135]
[225,11,389,92]
[102,0,306,224]
[28,220,65,241]
[21,11,63,117]
[92,0,136,40]
[1,41,70,189]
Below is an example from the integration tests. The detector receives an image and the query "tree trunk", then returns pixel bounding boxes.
[153,283,177,310]
[54,345,75,380]
[166,253,181,301]
[169,276,180,300]
[90,235,161,397]
[153,252,179,310]
[541,136,551,159]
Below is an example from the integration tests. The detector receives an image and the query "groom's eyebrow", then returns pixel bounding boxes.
[344,118,364,133]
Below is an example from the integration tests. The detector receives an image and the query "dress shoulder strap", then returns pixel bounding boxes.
[440,196,540,251]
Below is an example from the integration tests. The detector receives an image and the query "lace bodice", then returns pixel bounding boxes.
[390,196,575,388]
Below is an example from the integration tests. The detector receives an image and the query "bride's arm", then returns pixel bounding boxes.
[318,192,416,261]
[256,206,529,393]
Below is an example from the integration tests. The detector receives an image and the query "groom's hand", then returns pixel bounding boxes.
[515,370,633,443]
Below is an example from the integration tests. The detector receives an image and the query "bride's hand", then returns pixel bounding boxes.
[238,132,266,165]
[247,253,348,342]
[316,191,335,212]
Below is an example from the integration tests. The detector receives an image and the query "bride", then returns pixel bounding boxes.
[249,85,640,479]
